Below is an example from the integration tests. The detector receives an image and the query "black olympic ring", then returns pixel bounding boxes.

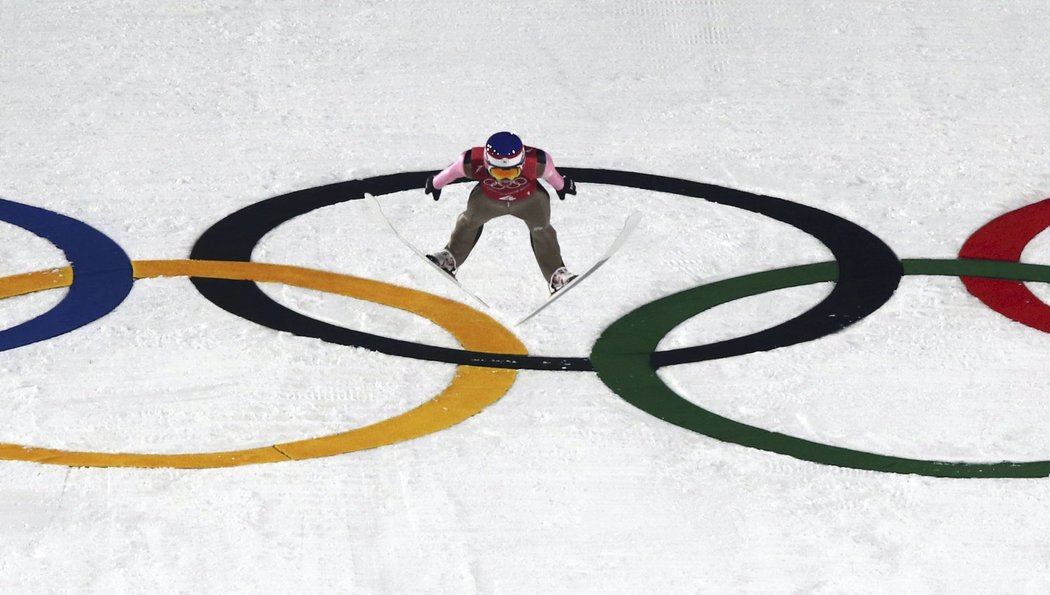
[188,168,903,371]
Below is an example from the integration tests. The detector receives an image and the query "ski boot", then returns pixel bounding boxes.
[548,266,578,294]
[426,249,457,277]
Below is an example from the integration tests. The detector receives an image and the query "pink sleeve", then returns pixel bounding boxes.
[431,153,467,189]
[541,154,566,191]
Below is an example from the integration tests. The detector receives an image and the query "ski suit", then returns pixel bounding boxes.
[430,146,570,281]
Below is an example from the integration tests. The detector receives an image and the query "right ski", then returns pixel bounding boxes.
[366,194,490,308]
[516,211,641,325]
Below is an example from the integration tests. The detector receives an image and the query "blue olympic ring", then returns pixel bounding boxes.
[0,198,133,352]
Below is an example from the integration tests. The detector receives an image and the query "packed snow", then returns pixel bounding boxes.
[2,1,1050,592]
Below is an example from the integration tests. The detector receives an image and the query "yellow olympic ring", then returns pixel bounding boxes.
[0,260,526,468]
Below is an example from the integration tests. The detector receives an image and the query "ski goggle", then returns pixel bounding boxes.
[488,165,523,180]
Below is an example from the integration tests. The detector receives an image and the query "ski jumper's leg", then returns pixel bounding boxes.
[511,186,566,281]
[444,184,506,267]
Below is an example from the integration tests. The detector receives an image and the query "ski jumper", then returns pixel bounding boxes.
[431,146,570,281]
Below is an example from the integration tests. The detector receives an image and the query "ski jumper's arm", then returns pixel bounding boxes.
[431,152,469,189]
[538,153,566,192]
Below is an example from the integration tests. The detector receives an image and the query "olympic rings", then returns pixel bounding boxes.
[484,176,529,190]
[0,260,525,468]
[2,181,1049,477]
[0,198,133,352]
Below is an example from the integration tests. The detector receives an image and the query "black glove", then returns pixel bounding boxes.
[556,176,577,200]
[425,176,441,201]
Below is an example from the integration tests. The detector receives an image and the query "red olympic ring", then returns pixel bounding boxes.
[960,198,1050,333]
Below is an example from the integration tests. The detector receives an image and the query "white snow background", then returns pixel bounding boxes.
[3,1,1050,592]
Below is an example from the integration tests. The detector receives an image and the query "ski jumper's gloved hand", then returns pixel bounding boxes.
[427,154,469,202]
[424,176,441,201]
[556,177,576,200]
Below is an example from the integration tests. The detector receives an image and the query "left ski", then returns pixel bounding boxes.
[516,211,641,325]
[366,194,489,308]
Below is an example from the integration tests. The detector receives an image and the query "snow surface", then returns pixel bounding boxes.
[3,1,1050,592]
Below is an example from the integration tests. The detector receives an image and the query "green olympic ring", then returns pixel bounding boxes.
[590,258,1050,479]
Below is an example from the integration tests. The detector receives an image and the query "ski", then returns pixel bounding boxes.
[516,211,642,325]
[366,194,490,308]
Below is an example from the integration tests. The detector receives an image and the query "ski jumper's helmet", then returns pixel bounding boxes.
[485,131,525,180]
